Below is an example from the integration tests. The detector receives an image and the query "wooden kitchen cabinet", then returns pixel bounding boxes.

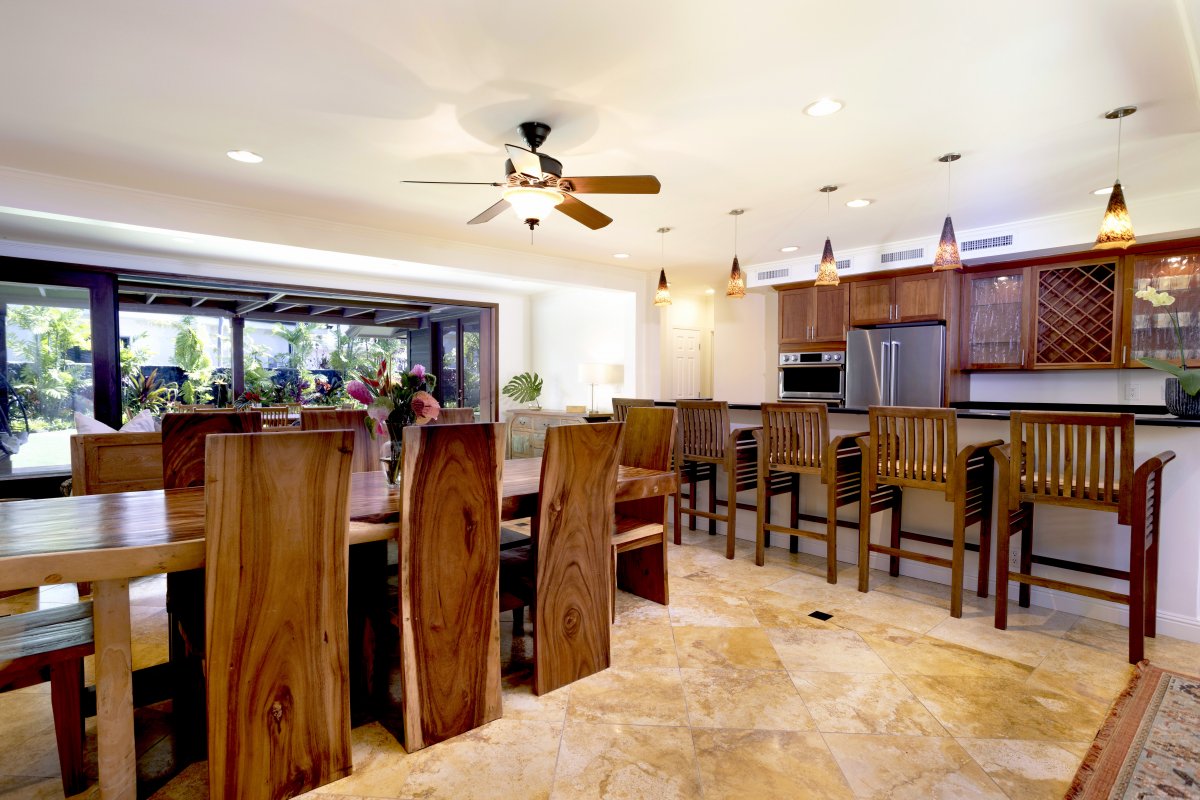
[849,273,947,326]
[1032,259,1122,368]
[1128,250,1200,367]
[778,285,847,345]
[961,268,1029,369]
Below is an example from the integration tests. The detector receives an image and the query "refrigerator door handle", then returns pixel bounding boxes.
[890,341,900,405]
[880,341,890,405]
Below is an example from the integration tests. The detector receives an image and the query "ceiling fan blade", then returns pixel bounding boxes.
[403,180,504,186]
[556,193,613,230]
[559,175,661,194]
[505,144,543,179]
[467,199,511,225]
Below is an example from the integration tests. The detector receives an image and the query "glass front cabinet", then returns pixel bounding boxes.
[960,268,1029,369]
[1128,250,1200,368]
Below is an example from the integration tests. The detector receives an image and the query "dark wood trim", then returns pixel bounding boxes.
[89,273,121,428]
[231,316,245,396]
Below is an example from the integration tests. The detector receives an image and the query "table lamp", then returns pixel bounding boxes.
[578,363,624,415]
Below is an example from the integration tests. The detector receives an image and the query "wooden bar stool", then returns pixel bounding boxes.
[205,430,354,798]
[992,411,1174,664]
[858,406,1001,617]
[673,401,758,559]
[754,403,868,583]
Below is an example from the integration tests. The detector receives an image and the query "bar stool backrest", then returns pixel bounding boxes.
[866,406,958,494]
[259,405,291,428]
[761,402,828,475]
[612,397,655,422]
[677,400,731,461]
[1008,411,1134,523]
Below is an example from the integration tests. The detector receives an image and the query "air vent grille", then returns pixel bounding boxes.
[813,259,851,273]
[881,247,924,264]
[756,267,790,281]
[961,234,1014,252]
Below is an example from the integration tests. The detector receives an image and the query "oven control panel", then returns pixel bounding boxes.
[779,352,843,366]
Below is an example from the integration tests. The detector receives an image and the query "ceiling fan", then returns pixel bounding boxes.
[403,121,661,231]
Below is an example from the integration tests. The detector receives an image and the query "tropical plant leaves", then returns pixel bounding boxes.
[1139,358,1200,396]
[502,372,543,405]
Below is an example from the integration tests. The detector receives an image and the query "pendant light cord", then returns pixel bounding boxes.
[733,212,739,256]
[947,160,953,216]
[1116,114,1123,182]
[825,190,831,235]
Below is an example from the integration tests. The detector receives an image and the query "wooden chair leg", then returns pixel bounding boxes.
[75,582,91,597]
[724,462,737,559]
[1128,522,1146,665]
[673,474,683,546]
[790,474,801,555]
[976,482,993,599]
[1145,524,1160,639]
[888,492,903,578]
[1018,511,1034,608]
[950,504,966,619]
[167,567,207,761]
[708,468,717,536]
[755,468,767,567]
[611,546,618,623]
[49,658,87,797]
[858,483,872,594]
[994,504,1012,631]
[763,493,772,550]
[689,466,698,532]
[825,482,838,585]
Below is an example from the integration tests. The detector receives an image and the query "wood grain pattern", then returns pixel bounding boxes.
[613,408,674,614]
[300,408,380,473]
[204,430,354,799]
[533,422,623,695]
[611,398,654,422]
[430,407,475,424]
[397,422,504,750]
[93,579,136,800]
[70,431,163,495]
[161,411,263,490]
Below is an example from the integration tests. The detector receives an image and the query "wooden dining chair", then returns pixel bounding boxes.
[160,410,262,758]
[858,407,1001,618]
[611,397,655,422]
[673,400,758,559]
[430,407,476,424]
[499,422,623,695]
[395,422,505,750]
[258,405,292,428]
[70,430,164,596]
[611,407,674,620]
[205,430,354,799]
[992,412,1174,663]
[0,603,94,796]
[301,408,379,472]
[754,403,869,583]
[193,407,236,413]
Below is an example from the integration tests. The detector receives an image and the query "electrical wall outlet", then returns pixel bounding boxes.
[1125,383,1140,402]
[1008,543,1022,570]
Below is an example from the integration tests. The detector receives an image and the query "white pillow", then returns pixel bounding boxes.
[74,410,157,434]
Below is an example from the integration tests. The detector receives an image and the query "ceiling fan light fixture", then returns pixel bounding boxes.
[1094,106,1137,250]
[502,185,564,229]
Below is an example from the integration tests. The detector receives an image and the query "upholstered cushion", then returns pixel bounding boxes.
[74,410,157,434]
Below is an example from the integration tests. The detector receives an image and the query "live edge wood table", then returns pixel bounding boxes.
[0,461,677,800]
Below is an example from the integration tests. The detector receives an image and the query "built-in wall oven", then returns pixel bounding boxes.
[778,351,845,404]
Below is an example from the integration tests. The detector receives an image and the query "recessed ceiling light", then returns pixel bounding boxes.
[1093,186,1114,196]
[226,150,263,164]
[613,253,630,259]
[846,199,872,208]
[705,288,715,295]
[780,245,800,253]
[804,98,843,117]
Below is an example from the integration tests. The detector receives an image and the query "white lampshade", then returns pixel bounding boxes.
[503,185,564,224]
[578,363,624,385]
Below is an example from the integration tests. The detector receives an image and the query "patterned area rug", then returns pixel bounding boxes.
[1066,661,1200,799]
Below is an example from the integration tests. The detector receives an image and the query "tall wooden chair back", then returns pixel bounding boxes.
[301,408,378,473]
[431,407,475,424]
[1007,411,1134,523]
[620,407,674,471]
[69,431,163,495]
[160,411,263,490]
[193,407,236,413]
[204,430,354,799]
[612,408,675,613]
[397,422,505,750]
[533,422,623,695]
[760,402,829,477]
[612,397,655,422]
[865,406,959,495]
[677,400,731,461]
[258,405,292,428]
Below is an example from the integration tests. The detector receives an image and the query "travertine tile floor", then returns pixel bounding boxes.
[3,530,1200,799]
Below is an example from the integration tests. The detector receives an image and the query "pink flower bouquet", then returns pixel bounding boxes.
[345,359,440,436]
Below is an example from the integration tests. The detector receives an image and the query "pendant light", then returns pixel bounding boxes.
[814,185,840,286]
[932,152,964,272]
[1094,105,1137,250]
[654,226,672,307]
[726,209,746,298]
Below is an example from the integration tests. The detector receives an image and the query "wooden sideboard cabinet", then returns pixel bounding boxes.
[505,409,589,458]
[779,284,848,346]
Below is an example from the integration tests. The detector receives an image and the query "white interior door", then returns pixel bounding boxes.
[672,328,701,398]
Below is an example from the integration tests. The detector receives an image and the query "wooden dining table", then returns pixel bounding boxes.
[0,459,677,800]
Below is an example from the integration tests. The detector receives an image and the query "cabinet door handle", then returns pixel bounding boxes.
[1122,345,1127,364]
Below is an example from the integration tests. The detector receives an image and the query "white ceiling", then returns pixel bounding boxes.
[0,0,1198,283]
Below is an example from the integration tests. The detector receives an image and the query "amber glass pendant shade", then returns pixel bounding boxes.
[814,238,840,286]
[726,256,746,298]
[654,268,672,307]
[1094,180,1136,250]
[932,215,964,271]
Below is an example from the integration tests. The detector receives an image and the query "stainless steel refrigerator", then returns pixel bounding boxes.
[844,324,946,408]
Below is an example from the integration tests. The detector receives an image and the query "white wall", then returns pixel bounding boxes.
[527,287,636,412]
[712,291,769,405]
[970,368,1171,406]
